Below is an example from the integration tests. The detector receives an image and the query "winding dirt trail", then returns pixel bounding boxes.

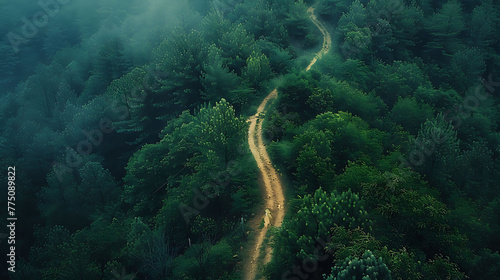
[243,6,331,280]
[306,6,332,71]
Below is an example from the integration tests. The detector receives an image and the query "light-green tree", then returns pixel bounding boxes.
[218,24,258,75]
[294,131,336,192]
[275,188,371,277]
[341,23,372,60]
[296,111,384,171]
[325,250,392,280]
[242,51,272,89]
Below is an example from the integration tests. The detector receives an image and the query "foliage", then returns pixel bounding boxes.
[408,114,460,195]
[389,97,434,135]
[2,0,500,279]
[275,188,372,277]
[424,0,465,58]
[325,250,392,280]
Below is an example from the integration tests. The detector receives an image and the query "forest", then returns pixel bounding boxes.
[0,0,499,279]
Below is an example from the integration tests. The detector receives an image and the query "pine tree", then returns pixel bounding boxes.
[424,0,465,57]
[242,51,272,89]
[325,250,392,280]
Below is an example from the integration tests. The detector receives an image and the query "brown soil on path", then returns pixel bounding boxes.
[242,6,331,280]
[306,6,332,71]
[243,89,285,280]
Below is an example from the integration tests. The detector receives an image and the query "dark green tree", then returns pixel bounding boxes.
[296,111,384,171]
[389,97,434,135]
[449,47,486,92]
[126,218,178,279]
[156,29,209,110]
[467,1,497,51]
[424,0,465,58]
[201,45,245,105]
[408,114,460,195]
[92,38,131,94]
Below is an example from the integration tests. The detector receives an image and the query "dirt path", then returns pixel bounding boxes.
[243,6,331,280]
[306,6,331,71]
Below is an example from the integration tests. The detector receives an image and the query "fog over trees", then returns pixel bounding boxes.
[1,0,500,279]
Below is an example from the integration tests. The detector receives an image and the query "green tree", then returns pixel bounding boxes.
[325,250,392,280]
[424,0,465,57]
[238,0,288,46]
[277,71,319,120]
[107,67,166,145]
[308,79,384,122]
[126,218,178,279]
[341,23,372,60]
[284,1,310,39]
[467,1,497,51]
[294,131,336,192]
[196,99,247,169]
[388,3,425,60]
[199,10,232,45]
[156,29,209,110]
[201,45,244,104]
[30,225,101,280]
[297,111,384,171]
[318,0,357,20]
[39,161,119,229]
[421,255,467,280]
[172,239,234,279]
[338,0,367,30]
[257,39,293,75]
[453,141,494,199]
[360,167,455,254]
[92,38,131,94]
[123,99,246,216]
[449,47,486,92]
[123,111,197,214]
[276,188,371,277]
[373,61,429,107]
[389,97,434,135]
[408,114,460,195]
[414,86,461,110]
[218,24,257,75]
[242,51,272,89]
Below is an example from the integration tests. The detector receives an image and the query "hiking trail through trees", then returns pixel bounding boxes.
[243,6,332,280]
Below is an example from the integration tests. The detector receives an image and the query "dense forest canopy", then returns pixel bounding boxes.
[0,0,499,279]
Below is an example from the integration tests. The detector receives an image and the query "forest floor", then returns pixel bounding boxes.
[242,6,332,280]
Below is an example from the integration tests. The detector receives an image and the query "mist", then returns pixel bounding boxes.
[1,0,500,279]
